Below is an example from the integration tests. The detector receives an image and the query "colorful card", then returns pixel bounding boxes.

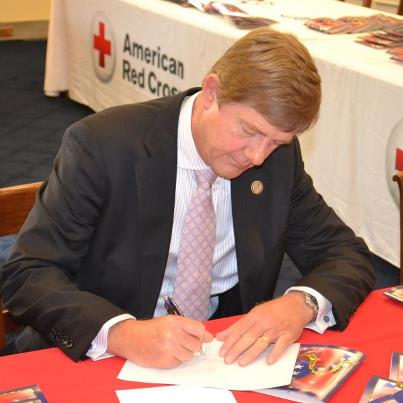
[384,285,403,303]
[257,344,365,402]
[0,385,48,403]
[209,2,276,29]
[359,376,403,402]
[390,352,403,383]
[387,47,403,56]
[391,54,403,63]
[306,14,402,35]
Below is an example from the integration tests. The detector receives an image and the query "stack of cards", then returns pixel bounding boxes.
[256,344,365,402]
[357,25,403,64]
[384,284,403,302]
[176,0,277,29]
[0,384,48,402]
[359,352,403,402]
[305,14,401,35]
[209,2,276,29]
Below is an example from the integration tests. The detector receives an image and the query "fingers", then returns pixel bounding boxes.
[238,334,273,367]
[180,318,213,351]
[203,331,214,343]
[216,299,302,367]
[218,318,266,364]
[217,316,254,351]
[179,330,205,355]
[266,334,292,365]
[107,316,212,368]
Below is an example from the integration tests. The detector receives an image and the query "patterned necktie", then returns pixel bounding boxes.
[173,169,217,321]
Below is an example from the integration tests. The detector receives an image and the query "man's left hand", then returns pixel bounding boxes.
[215,291,314,366]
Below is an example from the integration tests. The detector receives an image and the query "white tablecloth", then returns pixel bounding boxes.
[44,0,403,267]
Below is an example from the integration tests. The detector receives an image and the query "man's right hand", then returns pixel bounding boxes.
[107,316,213,368]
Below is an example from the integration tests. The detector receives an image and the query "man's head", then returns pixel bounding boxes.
[206,27,321,133]
[192,28,322,179]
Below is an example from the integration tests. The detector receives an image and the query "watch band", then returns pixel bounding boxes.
[303,292,319,319]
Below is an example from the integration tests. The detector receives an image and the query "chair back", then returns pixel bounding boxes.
[339,0,402,15]
[0,181,43,349]
[393,172,403,285]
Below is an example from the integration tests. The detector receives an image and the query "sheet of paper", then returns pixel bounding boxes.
[118,339,299,391]
[116,385,237,403]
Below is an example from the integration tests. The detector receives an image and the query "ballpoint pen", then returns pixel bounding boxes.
[163,295,184,316]
[163,296,205,355]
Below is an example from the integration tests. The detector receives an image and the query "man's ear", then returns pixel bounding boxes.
[201,74,220,109]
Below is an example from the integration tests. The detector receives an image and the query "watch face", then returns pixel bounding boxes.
[304,293,319,314]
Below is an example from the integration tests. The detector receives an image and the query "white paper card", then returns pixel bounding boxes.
[118,339,299,391]
[116,385,237,403]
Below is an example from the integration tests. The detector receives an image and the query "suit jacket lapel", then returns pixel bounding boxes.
[133,89,200,316]
[232,168,266,310]
[232,146,291,310]
[134,150,176,316]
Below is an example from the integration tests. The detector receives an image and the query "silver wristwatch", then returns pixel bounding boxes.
[303,292,319,319]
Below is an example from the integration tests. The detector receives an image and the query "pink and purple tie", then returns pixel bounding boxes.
[173,169,217,321]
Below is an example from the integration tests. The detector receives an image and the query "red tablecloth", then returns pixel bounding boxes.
[1,289,402,402]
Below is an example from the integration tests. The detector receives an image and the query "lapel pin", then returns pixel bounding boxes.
[251,180,263,195]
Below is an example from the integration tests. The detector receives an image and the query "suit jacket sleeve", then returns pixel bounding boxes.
[285,140,375,329]
[0,121,128,361]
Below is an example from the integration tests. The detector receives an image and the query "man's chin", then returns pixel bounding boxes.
[216,166,250,180]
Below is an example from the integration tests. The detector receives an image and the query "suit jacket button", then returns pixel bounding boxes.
[65,338,74,349]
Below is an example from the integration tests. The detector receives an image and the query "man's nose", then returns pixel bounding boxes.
[245,140,272,166]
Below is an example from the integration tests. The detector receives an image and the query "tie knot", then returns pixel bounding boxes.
[194,169,217,188]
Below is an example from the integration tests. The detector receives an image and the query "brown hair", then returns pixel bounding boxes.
[206,27,321,133]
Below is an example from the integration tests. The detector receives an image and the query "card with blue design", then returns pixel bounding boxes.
[384,285,403,303]
[257,344,365,402]
[390,352,403,383]
[359,376,403,402]
[0,384,48,402]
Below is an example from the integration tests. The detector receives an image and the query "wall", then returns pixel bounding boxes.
[0,0,51,23]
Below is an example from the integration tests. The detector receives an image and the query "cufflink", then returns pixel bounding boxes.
[251,180,263,195]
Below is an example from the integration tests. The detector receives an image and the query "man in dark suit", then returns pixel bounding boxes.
[0,28,374,368]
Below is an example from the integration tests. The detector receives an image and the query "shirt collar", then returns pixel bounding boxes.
[177,91,209,170]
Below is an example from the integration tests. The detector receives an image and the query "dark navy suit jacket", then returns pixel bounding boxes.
[0,89,375,361]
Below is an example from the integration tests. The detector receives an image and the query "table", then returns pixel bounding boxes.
[44,0,403,268]
[0,289,402,402]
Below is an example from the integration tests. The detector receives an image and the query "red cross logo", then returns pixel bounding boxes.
[396,147,403,171]
[93,22,111,68]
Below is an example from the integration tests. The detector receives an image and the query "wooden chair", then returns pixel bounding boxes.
[363,0,403,15]
[0,181,43,349]
[393,172,403,285]
[339,0,403,15]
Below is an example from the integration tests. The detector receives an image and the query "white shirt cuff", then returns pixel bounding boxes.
[285,286,336,334]
[86,313,135,361]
